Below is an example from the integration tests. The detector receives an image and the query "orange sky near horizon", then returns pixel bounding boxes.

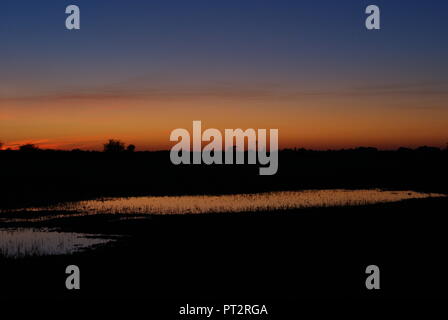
[1,85,447,151]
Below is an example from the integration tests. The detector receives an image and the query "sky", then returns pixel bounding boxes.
[1,0,447,150]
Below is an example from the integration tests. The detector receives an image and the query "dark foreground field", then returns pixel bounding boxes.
[1,149,447,311]
[1,148,447,208]
[1,196,447,304]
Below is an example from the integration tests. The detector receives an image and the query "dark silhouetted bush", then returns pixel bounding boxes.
[19,144,39,152]
[103,139,125,152]
[126,144,136,152]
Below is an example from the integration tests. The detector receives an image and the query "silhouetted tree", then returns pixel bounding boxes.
[0,141,3,150]
[19,144,39,152]
[126,144,136,152]
[103,139,125,152]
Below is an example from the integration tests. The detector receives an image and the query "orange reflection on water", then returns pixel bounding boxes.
[22,189,446,216]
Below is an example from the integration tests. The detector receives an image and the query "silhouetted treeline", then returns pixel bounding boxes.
[0,148,447,208]
[2,145,446,153]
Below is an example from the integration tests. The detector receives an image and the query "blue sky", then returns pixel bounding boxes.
[1,0,447,91]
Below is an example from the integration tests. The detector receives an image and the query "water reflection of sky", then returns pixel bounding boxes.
[8,189,446,217]
[0,228,115,258]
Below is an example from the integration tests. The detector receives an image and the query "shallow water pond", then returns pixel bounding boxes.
[13,189,446,216]
[0,228,115,258]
